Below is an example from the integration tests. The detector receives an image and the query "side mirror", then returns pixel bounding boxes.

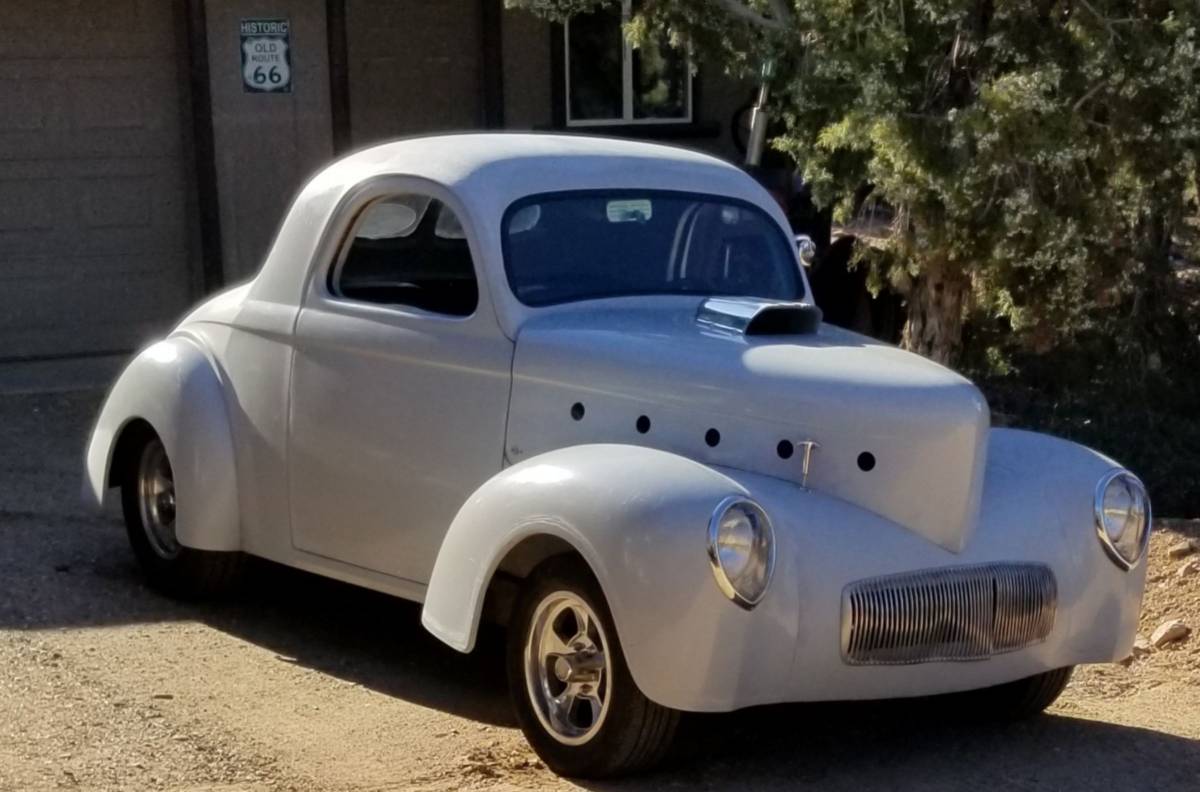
[796,235,817,267]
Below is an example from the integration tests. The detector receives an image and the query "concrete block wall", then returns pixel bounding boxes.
[205,0,334,283]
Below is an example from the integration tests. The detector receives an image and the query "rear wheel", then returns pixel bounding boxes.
[507,557,680,778]
[951,667,1074,720]
[120,431,242,598]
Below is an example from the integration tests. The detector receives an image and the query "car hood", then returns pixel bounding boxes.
[505,299,990,552]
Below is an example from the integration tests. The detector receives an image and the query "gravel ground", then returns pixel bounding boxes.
[1,389,1197,791]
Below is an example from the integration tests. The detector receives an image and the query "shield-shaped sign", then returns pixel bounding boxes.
[241,33,292,93]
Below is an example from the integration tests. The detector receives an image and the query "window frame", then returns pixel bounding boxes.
[326,192,481,320]
[563,0,694,128]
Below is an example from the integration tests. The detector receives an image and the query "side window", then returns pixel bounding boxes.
[332,194,479,316]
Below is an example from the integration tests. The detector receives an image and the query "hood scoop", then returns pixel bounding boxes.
[696,297,823,336]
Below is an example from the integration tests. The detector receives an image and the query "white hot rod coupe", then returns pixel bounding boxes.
[85,134,1151,777]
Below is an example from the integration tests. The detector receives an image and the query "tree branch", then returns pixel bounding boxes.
[1077,0,1123,41]
[1072,81,1106,112]
[979,173,1002,219]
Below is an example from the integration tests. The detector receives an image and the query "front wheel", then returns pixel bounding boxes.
[120,430,242,598]
[506,557,680,778]
[948,666,1074,720]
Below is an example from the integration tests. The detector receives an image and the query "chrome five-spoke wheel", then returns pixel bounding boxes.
[136,438,180,559]
[507,557,680,778]
[524,591,612,745]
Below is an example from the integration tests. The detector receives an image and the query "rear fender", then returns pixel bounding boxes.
[83,334,240,551]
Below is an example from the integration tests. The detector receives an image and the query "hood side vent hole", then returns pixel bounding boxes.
[636,415,651,434]
[777,440,794,459]
[705,428,721,447]
[858,452,876,471]
[570,402,585,421]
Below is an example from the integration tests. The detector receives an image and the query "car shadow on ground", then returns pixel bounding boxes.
[628,707,1200,791]
[221,561,1200,790]
[0,507,517,726]
[10,523,1200,790]
[209,556,520,728]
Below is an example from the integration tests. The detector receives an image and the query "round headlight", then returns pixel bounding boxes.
[707,496,775,609]
[1094,470,1151,570]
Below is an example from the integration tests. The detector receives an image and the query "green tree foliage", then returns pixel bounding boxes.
[514,1,1200,514]
[513,0,1199,365]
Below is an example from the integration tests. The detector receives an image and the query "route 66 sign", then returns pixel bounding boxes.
[240,19,292,94]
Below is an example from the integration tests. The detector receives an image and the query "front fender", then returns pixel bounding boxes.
[420,445,755,685]
[83,334,240,552]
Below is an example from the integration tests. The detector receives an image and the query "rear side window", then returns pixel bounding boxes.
[332,194,478,316]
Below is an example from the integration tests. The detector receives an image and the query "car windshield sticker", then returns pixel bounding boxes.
[606,199,652,223]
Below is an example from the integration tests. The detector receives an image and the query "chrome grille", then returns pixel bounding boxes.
[841,563,1056,665]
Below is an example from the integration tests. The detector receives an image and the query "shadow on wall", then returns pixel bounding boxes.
[2,391,1199,789]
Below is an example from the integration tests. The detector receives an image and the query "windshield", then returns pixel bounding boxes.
[501,190,803,307]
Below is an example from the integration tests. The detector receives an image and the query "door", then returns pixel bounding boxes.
[287,191,513,583]
[0,0,193,358]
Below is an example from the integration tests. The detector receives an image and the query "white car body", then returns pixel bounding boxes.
[85,134,1146,714]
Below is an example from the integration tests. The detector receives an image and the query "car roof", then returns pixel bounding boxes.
[249,133,788,317]
[333,132,743,187]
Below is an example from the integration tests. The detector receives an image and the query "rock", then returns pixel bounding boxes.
[1179,559,1200,578]
[1167,540,1199,560]
[1121,636,1155,665]
[1150,619,1191,648]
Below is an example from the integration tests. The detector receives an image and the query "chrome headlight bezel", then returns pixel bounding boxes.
[1093,469,1152,571]
[707,495,776,609]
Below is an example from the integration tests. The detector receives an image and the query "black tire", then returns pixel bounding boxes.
[951,667,1074,720]
[506,556,680,778]
[120,430,243,599]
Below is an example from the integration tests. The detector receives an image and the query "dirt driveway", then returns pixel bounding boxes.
[1,389,1197,791]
